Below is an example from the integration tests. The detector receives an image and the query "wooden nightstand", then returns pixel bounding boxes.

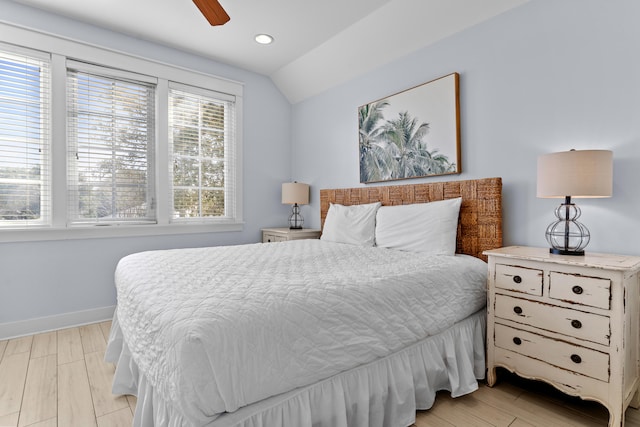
[484,246,640,426]
[261,227,321,243]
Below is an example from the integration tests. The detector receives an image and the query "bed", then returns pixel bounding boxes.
[105,176,503,427]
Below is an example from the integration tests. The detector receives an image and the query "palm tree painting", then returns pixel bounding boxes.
[359,73,461,183]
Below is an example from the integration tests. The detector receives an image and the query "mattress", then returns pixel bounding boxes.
[106,239,488,425]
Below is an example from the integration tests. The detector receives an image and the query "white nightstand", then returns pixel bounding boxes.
[261,227,321,243]
[484,246,640,427]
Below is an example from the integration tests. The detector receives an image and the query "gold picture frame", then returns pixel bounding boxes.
[358,72,461,183]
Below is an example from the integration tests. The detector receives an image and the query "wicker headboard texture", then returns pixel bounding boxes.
[320,177,502,262]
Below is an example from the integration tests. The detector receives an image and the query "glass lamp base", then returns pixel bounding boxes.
[288,203,304,229]
[545,198,589,257]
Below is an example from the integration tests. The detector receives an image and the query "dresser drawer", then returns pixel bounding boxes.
[262,228,322,243]
[495,264,543,296]
[262,233,287,243]
[549,272,611,310]
[494,294,610,346]
[494,323,609,382]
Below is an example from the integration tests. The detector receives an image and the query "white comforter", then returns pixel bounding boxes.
[113,239,487,425]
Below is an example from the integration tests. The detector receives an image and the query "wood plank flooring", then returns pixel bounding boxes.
[412,370,640,427]
[1,322,639,426]
[0,321,135,427]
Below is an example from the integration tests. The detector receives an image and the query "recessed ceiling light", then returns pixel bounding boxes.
[254,34,274,45]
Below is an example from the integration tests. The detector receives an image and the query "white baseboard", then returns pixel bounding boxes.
[0,305,116,340]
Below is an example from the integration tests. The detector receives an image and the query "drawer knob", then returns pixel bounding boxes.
[513,306,523,315]
[572,285,584,295]
[513,275,522,284]
[513,337,522,345]
[571,319,582,329]
[570,354,582,364]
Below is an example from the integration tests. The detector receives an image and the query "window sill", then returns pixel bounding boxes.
[0,222,244,243]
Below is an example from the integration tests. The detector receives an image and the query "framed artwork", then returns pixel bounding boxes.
[358,72,461,183]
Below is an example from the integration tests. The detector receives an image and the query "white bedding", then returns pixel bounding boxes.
[108,239,487,425]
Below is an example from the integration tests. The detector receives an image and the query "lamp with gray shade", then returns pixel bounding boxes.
[537,149,613,256]
[282,182,309,229]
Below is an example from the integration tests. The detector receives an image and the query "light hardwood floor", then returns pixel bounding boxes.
[0,321,134,427]
[1,322,639,427]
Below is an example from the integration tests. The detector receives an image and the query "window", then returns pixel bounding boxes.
[0,46,50,228]
[169,83,237,223]
[67,62,156,225]
[0,24,243,241]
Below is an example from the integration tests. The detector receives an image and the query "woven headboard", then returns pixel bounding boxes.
[320,177,502,262]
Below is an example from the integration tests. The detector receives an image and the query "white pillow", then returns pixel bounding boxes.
[375,197,462,255]
[321,202,382,246]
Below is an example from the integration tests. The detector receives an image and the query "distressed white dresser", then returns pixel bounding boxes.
[261,227,321,243]
[485,246,640,426]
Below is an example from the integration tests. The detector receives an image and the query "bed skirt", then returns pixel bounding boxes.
[105,308,486,427]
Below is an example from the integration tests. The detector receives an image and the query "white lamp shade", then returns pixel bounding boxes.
[282,182,309,205]
[537,150,613,199]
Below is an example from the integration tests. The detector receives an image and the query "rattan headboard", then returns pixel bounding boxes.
[320,177,502,262]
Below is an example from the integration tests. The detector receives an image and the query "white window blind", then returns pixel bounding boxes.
[67,62,156,225]
[0,46,50,228]
[169,83,236,222]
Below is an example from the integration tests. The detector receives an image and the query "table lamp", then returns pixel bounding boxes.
[537,149,613,255]
[282,182,309,229]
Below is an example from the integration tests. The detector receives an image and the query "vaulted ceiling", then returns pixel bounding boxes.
[8,0,529,103]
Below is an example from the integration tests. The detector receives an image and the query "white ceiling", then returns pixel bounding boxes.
[10,0,529,103]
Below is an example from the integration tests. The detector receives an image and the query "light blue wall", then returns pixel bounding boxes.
[291,0,640,256]
[0,1,292,327]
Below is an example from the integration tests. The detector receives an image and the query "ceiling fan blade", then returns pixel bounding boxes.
[193,0,230,26]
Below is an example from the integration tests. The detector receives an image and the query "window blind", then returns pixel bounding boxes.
[67,62,156,225]
[0,46,50,228]
[169,83,236,222]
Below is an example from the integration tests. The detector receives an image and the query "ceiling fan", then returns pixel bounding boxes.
[192,0,230,26]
